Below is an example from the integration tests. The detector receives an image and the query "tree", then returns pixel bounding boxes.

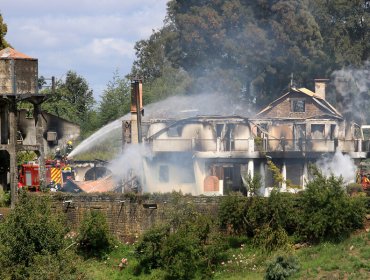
[132,1,368,110]
[0,14,10,49]
[42,70,96,136]
[298,168,366,242]
[310,0,369,68]
[0,192,80,279]
[98,71,131,126]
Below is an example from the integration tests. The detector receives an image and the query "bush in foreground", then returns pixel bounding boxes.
[0,192,80,279]
[298,170,366,242]
[77,210,115,259]
[265,255,300,280]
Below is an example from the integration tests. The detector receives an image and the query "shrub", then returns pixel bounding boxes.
[254,224,290,253]
[0,192,80,279]
[346,183,363,195]
[218,193,248,235]
[134,225,170,274]
[135,203,226,279]
[0,189,10,207]
[298,170,366,242]
[77,210,114,258]
[265,255,300,280]
[161,230,200,280]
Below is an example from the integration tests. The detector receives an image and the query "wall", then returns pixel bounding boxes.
[52,194,220,242]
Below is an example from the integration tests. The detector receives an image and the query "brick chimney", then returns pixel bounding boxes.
[314,79,329,100]
[130,79,143,144]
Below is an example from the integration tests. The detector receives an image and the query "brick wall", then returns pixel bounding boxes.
[51,194,220,242]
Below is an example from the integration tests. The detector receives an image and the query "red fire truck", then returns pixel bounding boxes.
[18,160,74,191]
[18,162,40,191]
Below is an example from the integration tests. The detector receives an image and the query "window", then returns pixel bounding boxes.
[167,126,182,137]
[311,124,325,138]
[159,165,169,182]
[291,99,305,112]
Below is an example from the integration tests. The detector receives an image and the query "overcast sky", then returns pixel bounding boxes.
[1,0,168,100]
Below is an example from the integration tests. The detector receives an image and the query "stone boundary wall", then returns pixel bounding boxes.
[51,194,221,242]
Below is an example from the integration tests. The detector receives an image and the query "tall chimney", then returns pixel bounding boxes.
[314,79,329,99]
[130,79,143,144]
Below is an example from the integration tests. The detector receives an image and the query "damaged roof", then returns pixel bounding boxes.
[256,87,342,119]
[68,175,116,193]
[0,47,35,60]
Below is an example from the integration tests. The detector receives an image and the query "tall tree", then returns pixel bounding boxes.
[310,0,369,68]
[98,71,131,126]
[42,71,96,136]
[0,14,10,49]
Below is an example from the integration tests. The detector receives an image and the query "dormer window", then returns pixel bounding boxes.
[291,99,305,112]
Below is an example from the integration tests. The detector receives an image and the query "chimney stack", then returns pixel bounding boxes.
[130,79,143,144]
[314,79,329,100]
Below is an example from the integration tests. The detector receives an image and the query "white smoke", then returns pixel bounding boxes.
[107,144,152,187]
[69,91,254,158]
[331,61,370,123]
[316,149,356,184]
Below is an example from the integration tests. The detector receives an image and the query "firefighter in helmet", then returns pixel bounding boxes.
[66,140,73,156]
[54,147,62,160]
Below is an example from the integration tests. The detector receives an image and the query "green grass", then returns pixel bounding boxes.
[77,231,370,279]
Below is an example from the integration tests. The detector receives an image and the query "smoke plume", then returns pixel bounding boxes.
[331,61,370,124]
[69,91,255,158]
[316,149,356,185]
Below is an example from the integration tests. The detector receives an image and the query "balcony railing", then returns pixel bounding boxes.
[151,138,369,153]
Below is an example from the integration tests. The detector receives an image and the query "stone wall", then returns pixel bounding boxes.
[51,194,220,242]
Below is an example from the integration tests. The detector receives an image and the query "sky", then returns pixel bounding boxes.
[1,0,168,100]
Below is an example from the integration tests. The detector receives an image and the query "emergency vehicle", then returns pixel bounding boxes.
[18,159,75,191]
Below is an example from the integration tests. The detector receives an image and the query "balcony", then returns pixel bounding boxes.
[151,137,368,154]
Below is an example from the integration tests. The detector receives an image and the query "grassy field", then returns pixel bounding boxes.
[79,230,370,279]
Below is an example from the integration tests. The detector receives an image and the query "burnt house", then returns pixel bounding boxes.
[133,80,368,196]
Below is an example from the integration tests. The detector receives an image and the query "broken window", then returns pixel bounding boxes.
[167,126,182,137]
[291,99,305,112]
[159,165,169,182]
[311,124,325,138]
[257,123,268,138]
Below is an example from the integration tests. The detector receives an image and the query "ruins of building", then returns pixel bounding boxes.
[0,47,79,205]
[125,80,369,196]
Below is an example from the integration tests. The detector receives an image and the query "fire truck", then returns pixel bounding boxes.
[18,159,74,191]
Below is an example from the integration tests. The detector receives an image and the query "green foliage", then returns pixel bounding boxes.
[98,71,131,126]
[265,255,300,280]
[161,230,199,280]
[77,210,114,259]
[42,70,97,137]
[0,14,10,49]
[17,151,37,165]
[218,193,248,235]
[134,225,170,273]
[0,192,80,279]
[135,200,226,279]
[298,169,366,242]
[219,191,298,241]
[254,225,290,253]
[0,189,10,207]
[242,173,262,197]
[346,182,364,195]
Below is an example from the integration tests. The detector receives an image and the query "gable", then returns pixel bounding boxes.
[256,88,342,120]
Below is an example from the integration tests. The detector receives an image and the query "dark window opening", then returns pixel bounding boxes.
[311,124,325,138]
[291,99,305,112]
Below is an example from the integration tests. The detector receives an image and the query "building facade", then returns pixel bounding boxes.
[137,81,369,196]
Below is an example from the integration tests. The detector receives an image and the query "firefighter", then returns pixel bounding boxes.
[66,140,73,156]
[361,175,370,188]
[54,147,62,160]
